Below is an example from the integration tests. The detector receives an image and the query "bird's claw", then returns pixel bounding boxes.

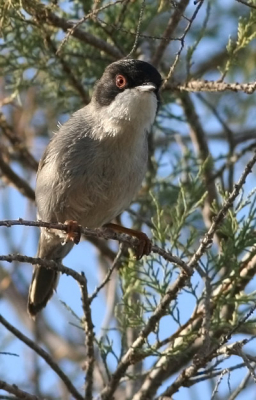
[135,232,152,260]
[64,220,81,244]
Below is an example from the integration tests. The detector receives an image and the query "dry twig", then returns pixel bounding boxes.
[0,315,84,400]
[80,273,95,400]
[0,380,40,400]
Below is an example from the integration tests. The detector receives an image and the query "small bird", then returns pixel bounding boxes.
[28,59,162,317]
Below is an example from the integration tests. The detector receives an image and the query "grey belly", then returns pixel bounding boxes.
[63,158,147,228]
[36,134,148,228]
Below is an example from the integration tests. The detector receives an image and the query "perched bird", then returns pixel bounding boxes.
[28,59,162,317]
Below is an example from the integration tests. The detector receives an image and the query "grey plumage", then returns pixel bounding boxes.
[28,59,162,317]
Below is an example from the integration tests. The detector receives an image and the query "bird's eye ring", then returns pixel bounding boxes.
[116,75,127,89]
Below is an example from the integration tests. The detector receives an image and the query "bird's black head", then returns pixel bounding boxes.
[93,59,162,107]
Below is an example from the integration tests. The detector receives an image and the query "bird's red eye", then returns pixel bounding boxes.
[116,75,127,88]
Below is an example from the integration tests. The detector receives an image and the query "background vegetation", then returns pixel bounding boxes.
[1,0,256,399]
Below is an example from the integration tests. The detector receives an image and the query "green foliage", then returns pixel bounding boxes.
[221,9,256,77]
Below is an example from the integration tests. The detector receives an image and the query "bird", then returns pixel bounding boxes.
[28,58,162,317]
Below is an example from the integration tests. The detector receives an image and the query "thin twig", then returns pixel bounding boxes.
[199,274,212,356]
[187,150,256,270]
[57,0,124,55]
[0,381,40,400]
[232,344,256,383]
[43,34,90,104]
[228,370,251,400]
[160,305,256,398]
[162,0,204,88]
[95,17,180,41]
[126,0,145,57]
[0,254,87,286]
[179,92,218,230]
[89,244,124,303]
[0,315,84,400]
[211,142,256,182]
[185,363,245,387]
[22,0,123,59]
[151,0,190,68]
[211,369,230,400]
[80,273,95,400]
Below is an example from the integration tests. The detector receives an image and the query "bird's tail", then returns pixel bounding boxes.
[27,230,73,318]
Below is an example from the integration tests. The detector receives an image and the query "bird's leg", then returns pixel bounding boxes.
[103,223,151,260]
[64,220,81,244]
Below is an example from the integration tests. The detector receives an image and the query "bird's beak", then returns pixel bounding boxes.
[137,82,157,92]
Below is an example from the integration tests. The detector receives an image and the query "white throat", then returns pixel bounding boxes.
[93,88,157,139]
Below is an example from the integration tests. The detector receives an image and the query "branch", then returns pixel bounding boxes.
[0,381,39,400]
[179,92,218,230]
[0,112,38,171]
[102,150,256,399]
[79,272,95,400]
[126,0,146,57]
[43,34,90,104]
[165,79,256,94]
[100,270,190,399]
[0,254,87,286]
[0,154,35,201]
[0,219,189,272]
[160,305,256,398]
[89,244,124,303]
[0,315,84,400]
[132,249,256,399]
[22,0,123,59]
[228,370,251,400]
[187,149,256,270]
[162,0,204,86]
[56,0,124,55]
[151,0,189,68]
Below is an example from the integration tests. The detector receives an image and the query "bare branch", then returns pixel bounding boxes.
[0,381,39,400]
[228,370,251,400]
[89,244,124,303]
[43,34,90,104]
[100,270,190,399]
[80,273,95,400]
[165,79,256,94]
[0,219,189,271]
[57,0,124,55]
[160,305,256,398]
[0,112,38,171]
[22,0,123,59]
[162,0,204,86]
[0,154,35,201]
[179,92,218,229]
[0,254,87,286]
[210,369,230,400]
[232,344,256,383]
[126,0,146,57]
[151,0,190,68]
[0,315,84,400]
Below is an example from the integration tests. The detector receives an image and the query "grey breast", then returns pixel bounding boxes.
[36,109,148,228]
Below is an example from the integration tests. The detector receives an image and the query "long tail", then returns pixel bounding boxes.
[27,230,73,317]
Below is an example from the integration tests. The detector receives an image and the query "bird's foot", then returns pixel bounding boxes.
[103,223,151,260]
[64,220,81,244]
